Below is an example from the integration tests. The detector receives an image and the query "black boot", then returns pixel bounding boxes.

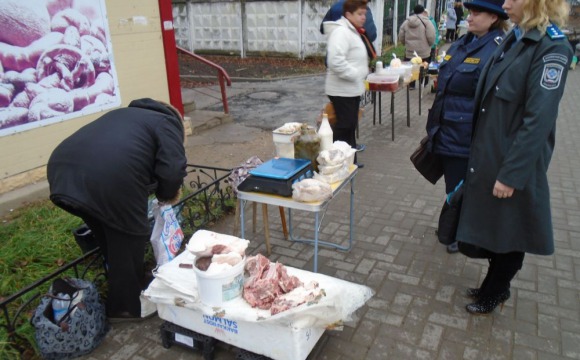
[466,259,493,299]
[466,290,511,315]
[465,288,481,299]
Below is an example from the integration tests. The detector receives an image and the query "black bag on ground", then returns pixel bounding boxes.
[437,181,464,245]
[31,278,108,360]
[410,136,443,185]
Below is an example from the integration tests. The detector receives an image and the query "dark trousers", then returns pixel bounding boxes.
[478,252,525,298]
[82,215,147,317]
[440,156,468,244]
[445,29,456,42]
[441,155,468,194]
[328,95,359,162]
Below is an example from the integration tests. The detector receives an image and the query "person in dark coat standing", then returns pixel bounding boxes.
[456,0,573,315]
[426,0,508,254]
[454,1,464,40]
[47,98,187,320]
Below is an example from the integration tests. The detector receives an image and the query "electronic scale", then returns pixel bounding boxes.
[237,158,313,197]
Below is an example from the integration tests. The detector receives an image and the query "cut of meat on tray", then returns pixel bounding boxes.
[270,281,324,315]
[243,254,325,315]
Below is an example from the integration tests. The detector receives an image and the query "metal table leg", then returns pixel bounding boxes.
[391,92,395,141]
[240,199,246,240]
[378,92,382,125]
[287,177,356,273]
[407,84,411,127]
[372,91,376,125]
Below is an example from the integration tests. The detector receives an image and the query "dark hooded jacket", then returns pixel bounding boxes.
[47,98,187,236]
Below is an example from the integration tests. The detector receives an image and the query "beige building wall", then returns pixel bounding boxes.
[0,0,171,195]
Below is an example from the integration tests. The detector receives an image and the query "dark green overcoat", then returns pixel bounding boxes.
[456,28,573,255]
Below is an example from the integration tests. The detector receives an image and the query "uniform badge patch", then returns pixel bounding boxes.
[464,57,480,64]
[540,63,564,90]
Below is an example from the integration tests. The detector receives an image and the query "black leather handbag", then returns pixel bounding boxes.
[410,136,443,185]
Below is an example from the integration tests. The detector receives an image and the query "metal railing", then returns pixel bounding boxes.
[0,164,234,357]
[177,47,232,114]
[174,164,234,237]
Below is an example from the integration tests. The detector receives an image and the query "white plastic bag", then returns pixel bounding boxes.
[292,179,332,202]
[150,199,184,266]
[314,165,350,184]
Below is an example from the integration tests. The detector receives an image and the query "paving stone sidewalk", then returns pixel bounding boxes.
[82,70,580,360]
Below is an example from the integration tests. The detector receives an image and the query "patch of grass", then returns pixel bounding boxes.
[0,200,85,359]
[0,201,83,297]
[372,44,407,68]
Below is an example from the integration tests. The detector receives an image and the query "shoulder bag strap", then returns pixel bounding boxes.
[361,33,377,59]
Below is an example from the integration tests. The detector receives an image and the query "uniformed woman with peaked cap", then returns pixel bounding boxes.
[426,0,509,254]
[456,0,574,315]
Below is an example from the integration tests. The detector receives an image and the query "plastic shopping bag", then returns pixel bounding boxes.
[150,199,184,265]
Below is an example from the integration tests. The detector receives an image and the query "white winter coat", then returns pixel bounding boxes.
[323,17,369,97]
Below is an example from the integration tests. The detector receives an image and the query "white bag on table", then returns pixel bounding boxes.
[292,179,332,202]
[150,199,184,266]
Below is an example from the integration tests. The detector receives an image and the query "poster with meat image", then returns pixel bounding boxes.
[0,0,121,137]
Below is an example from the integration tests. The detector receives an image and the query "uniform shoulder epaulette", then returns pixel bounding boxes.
[546,24,566,40]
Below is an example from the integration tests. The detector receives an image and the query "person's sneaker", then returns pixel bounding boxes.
[356,144,366,152]
[140,292,157,318]
[446,242,459,254]
[355,163,364,169]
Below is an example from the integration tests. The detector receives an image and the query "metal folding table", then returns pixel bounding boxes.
[237,166,359,272]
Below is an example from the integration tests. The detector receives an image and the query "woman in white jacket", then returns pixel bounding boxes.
[323,0,369,166]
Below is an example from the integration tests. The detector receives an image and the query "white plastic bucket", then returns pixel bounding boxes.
[193,258,246,306]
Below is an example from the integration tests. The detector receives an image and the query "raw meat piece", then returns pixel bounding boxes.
[242,254,304,311]
[270,281,323,315]
[195,256,212,271]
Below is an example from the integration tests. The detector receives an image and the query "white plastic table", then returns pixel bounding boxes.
[237,165,359,272]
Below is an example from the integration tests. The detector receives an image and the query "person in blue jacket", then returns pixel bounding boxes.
[425,0,508,254]
[320,0,377,42]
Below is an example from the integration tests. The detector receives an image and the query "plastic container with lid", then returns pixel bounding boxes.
[366,73,400,92]
[273,122,301,158]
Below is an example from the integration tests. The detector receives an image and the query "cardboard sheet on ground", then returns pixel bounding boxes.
[144,250,374,329]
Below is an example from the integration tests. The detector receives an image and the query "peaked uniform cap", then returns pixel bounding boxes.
[463,0,508,20]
